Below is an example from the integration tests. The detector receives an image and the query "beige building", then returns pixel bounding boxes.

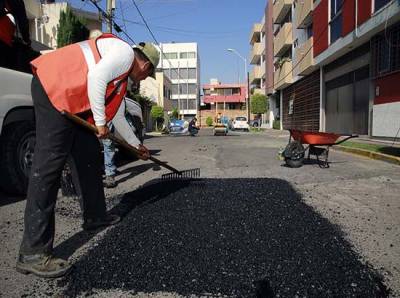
[249,17,266,95]
[23,0,101,49]
[140,72,173,112]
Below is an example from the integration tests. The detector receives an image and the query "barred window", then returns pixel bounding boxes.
[371,23,400,77]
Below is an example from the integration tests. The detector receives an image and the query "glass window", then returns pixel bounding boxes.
[180,52,188,59]
[330,13,342,43]
[330,0,343,44]
[375,0,391,12]
[188,84,197,94]
[223,89,233,96]
[187,52,196,58]
[188,68,196,79]
[164,52,177,59]
[171,84,179,94]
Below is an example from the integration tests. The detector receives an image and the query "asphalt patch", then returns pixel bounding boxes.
[58,178,389,297]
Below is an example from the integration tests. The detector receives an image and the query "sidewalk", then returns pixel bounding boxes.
[334,136,400,165]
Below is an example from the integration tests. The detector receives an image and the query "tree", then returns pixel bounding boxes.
[151,105,164,131]
[251,93,269,115]
[171,107,179,120]
[206,116,213,127]
[57,6,89,48]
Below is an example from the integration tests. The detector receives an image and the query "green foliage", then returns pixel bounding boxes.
[151,105,164,120]
[206,116,213,127]
[251,94,268,114]
[171,107,179,119]
[57,6,89,48]
[273,120,281,130]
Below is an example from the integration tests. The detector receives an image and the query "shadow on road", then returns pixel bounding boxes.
[57,178,389,297]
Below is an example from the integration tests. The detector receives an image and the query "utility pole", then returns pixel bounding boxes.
[106,0,115,33]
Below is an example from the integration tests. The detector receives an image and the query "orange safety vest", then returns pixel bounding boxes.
[0,2,16,46]
[31,33,133,124]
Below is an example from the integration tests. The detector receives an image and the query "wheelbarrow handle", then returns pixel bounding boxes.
[335,134,359,145]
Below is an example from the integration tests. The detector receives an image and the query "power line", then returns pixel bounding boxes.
[85,0,137,45]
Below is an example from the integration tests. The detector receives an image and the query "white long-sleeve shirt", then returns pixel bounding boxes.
[112,99,141,148]
[87,38,135,126]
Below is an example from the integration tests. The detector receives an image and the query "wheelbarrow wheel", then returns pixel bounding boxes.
[284,141,305,168]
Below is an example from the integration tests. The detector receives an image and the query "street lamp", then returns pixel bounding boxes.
[227,48,250,121]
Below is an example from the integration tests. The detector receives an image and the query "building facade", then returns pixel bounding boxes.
[259,0,400,138]
[200,79,247,126]
[249,18,266,96]
[22,0,101,50]
[140,71,173,112]
[158,42,200,119]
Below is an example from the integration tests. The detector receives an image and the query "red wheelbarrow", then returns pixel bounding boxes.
[282,129,358,168]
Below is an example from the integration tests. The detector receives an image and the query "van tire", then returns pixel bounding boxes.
[0,121,36,195]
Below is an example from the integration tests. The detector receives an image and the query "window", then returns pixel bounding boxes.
[164,52,178,59]
[180,52,196,59]
[223,89,233,96]
[288,99,294,115]
[375,0,391,12]
[330,0,343,44]
[306,24,313,39]
[371,23,400,77]
[188,84,197,94]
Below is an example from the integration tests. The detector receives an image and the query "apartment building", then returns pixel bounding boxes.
[140,71,173,112]
[22,0,101,50]
[268,0,400,138]
[249,18,266,96]
[200,79,247,126]
[158,42,200,119]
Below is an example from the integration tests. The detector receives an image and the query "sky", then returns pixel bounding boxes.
[67,0,267,84]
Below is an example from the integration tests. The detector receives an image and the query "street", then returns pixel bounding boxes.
[1,129,400,297]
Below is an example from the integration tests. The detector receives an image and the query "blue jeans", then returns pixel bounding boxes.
[102,123,117,177]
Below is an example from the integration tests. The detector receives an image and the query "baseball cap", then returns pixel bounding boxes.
[135,42,160,78]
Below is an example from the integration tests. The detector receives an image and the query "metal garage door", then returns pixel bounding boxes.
[325,66,369,135]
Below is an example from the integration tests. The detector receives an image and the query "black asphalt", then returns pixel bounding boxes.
[58,178,389,297]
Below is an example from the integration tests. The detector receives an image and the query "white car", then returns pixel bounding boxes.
[232,116,250,131]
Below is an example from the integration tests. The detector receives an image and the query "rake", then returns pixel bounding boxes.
[62,111,200,180]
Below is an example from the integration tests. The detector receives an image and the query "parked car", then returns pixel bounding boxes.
[232,116,250,131]
[0,66,145,195]
[250,118,261,127]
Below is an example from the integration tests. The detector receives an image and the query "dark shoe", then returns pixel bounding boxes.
[16,254,72,278]
[82,214,121,231]
[103,175,117,188]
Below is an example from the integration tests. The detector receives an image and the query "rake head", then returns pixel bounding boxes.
[161,168,201,180]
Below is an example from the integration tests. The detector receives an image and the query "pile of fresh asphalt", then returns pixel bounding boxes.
[59,178,389,297]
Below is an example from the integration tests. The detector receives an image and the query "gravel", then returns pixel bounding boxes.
[58,178,389,297]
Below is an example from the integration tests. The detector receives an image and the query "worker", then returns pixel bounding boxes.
[103,97,146,188]
[188,117,199,136]
[16,33,159,278]
[0,0,31,68]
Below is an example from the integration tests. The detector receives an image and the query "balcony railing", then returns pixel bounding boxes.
[250,65,263,84]
[294,0,313,28]
[274,22,292,57]
[294,37,315,76]
[274,60,293,90]
[250,42,263,64]
[250,23,263,44]
[273,0,293,24]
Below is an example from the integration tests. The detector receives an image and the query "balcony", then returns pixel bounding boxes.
[25,0,41,19]
[250,66,263,84]
[249,23,263,44]
[252,88,265,95]
[294,0,313,28]
[273,0,293,24]
[250,42,263,64]
[274,60,293,90]
[294,37,315,76]
[274,22,292,57]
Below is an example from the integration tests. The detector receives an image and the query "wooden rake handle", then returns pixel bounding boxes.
[61,111,180,174]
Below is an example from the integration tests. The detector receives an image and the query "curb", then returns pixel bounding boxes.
[334,145,400,165]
